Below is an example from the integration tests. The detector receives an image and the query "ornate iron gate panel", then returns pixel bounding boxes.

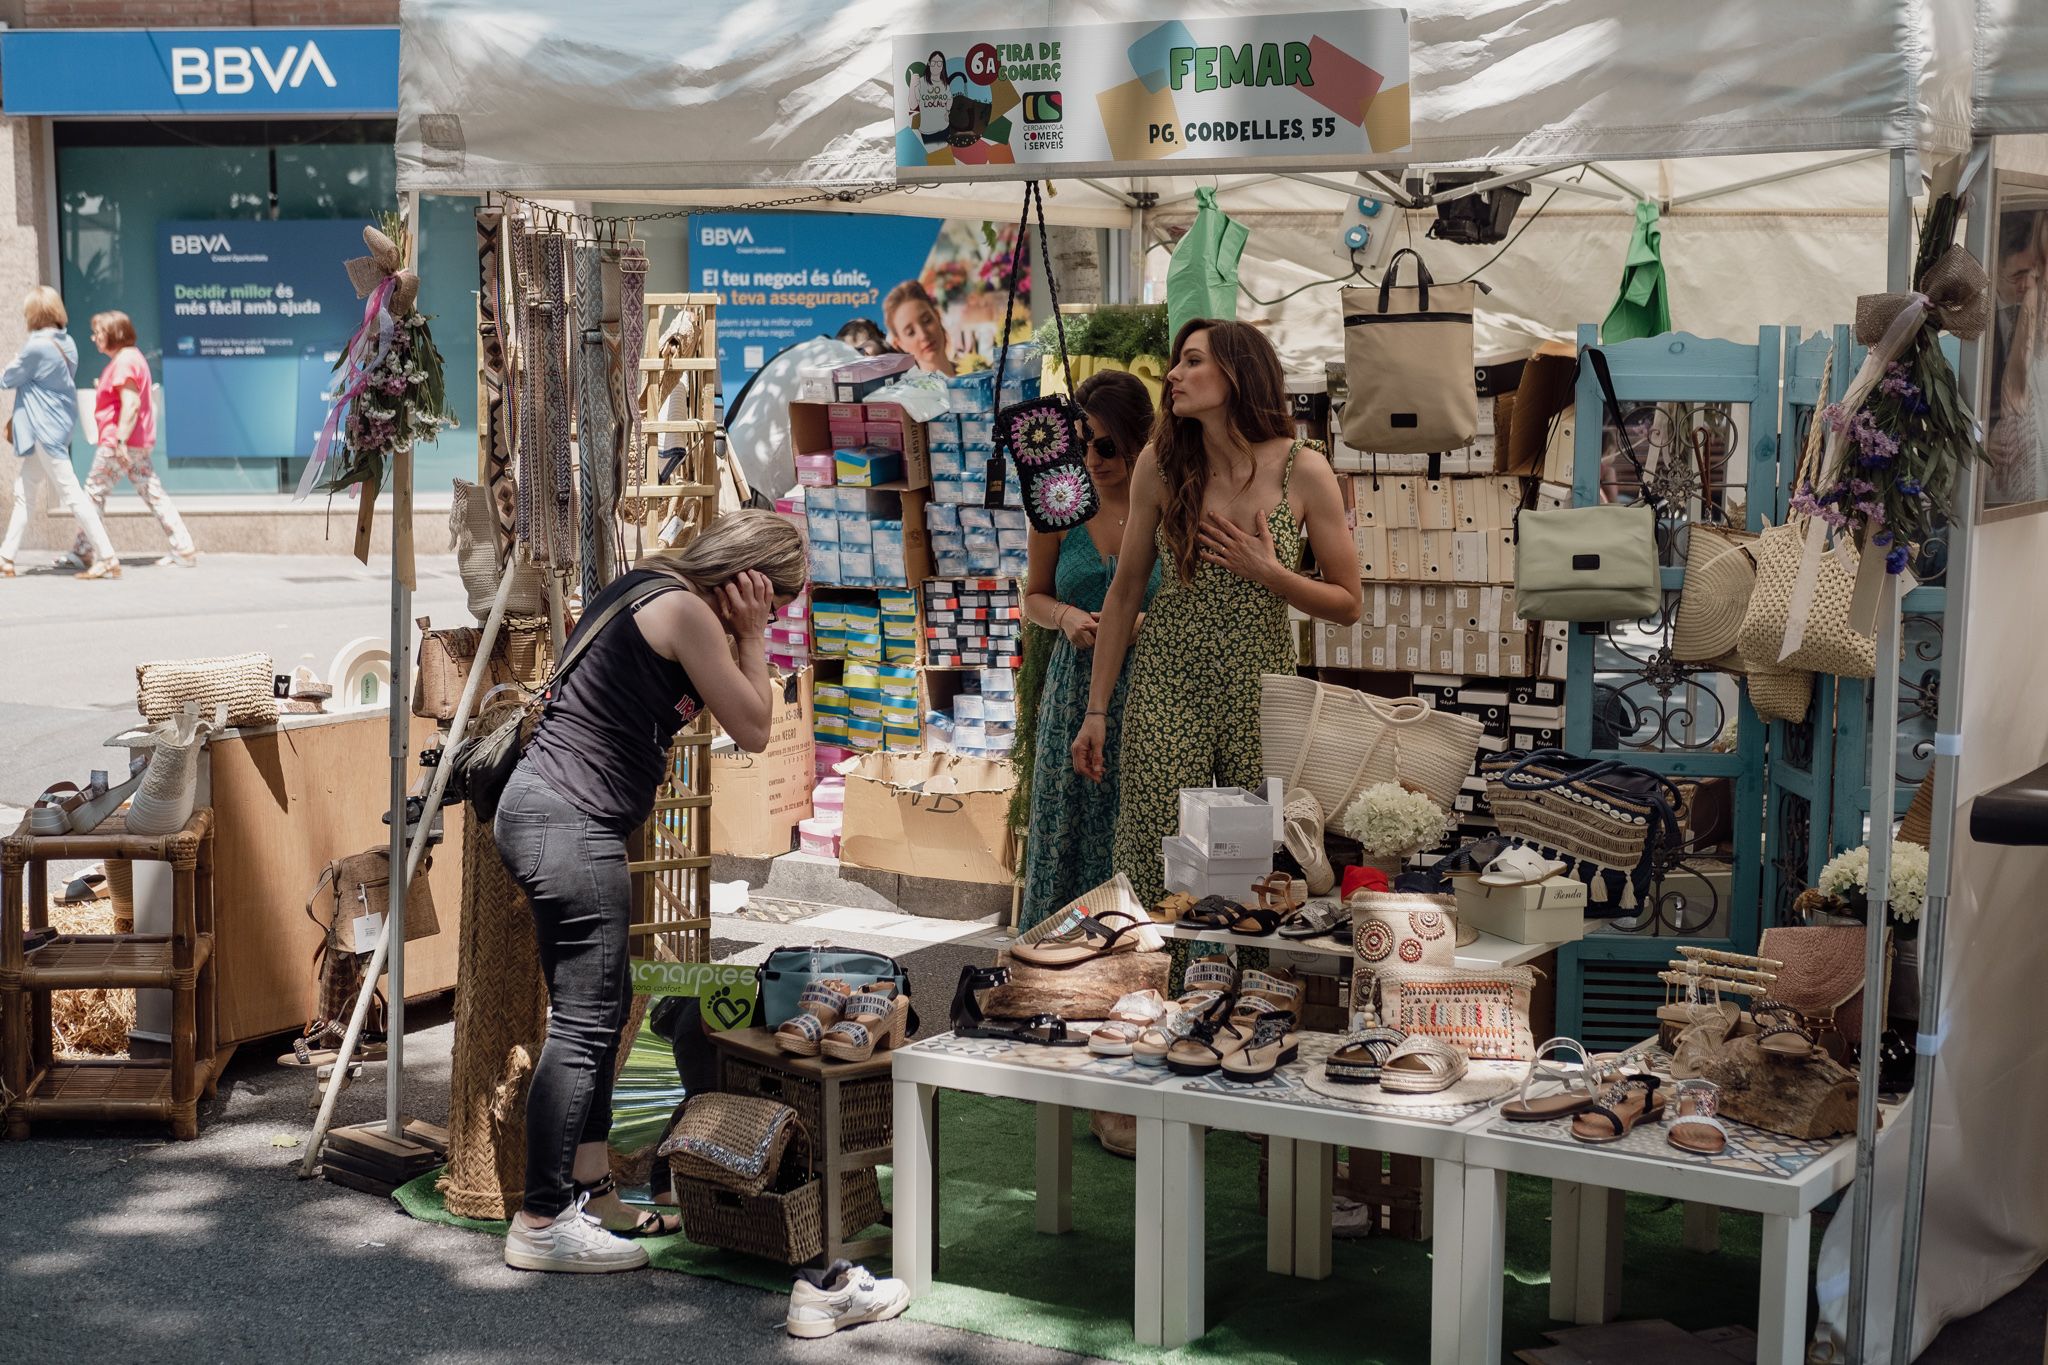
[1556,325,1781,1048]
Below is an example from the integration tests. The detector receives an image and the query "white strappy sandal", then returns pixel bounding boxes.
[1667,1078,1731,1155]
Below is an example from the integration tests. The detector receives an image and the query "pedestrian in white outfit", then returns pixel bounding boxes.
[0,286,119,579]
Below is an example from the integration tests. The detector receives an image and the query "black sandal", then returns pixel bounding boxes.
[1180,896,1246,929]
[949,967,1086,1046]
[575,1170,680,1239]
[1754,999,1817,1060]
[1008,911,1159,970]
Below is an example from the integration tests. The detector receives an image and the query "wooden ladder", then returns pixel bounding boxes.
[626,293,724,967]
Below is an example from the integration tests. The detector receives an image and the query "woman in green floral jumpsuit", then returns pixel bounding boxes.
[1073,319,1363,911]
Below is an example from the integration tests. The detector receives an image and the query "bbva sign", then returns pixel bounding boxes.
[170,41,338,96]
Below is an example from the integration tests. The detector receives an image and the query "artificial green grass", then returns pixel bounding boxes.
[397,1085,1787,1363]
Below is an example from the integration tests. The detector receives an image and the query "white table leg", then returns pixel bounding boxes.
[1291,1140,1334,1281]
[1160,1120,1205,1347]
[1549,1181,1583,1322]
[890,1079,936,1295]
[1266,1136,1297,1275]
[1133,1115,1166,1347]
[1756,1211,1813,1365]
[1572,1184,1625,1325]
[1427,1158,1467,1365]
[1458,1164,1507,1365]
[1683,1201,1722,1253]
[1035,1103,1073,1234]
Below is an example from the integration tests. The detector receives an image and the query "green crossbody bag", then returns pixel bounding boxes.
[1514,348,1662,623]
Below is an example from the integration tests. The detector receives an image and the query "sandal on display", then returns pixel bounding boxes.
[1164,999,1250,1076]
[1152,893,1198,923]
[1179,896,1248,930]
[775,979,854,1057]
[279,1038,388,1068]
[28,782,86,835]
[1007,910,1162,970]
[1180,954,1238,998]
[1324,1025,1408,1084]
[1131,990,1222,1066]
[1666,1078,1730,1155]
[1252,871,1306,917]
[1500,1037,1603,1122]
[1276,898,1349,942]
[1016,1014,1087,1047]
[1753,1000,1817,1060]
[576,1170,681,1239]
[1231,968,1302,1021]
[1380,1035,1470,1095]
[949,964,1012,1039]
[1221,1010,1301,1082]
[1088,990,1170,1056]
[820,984,912,1062]
[1570,1075,1666,1144]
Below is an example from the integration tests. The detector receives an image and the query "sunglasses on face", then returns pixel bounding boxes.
[1078,423,1118,461]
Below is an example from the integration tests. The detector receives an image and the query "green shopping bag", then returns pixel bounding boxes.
[1167,186,1247,339]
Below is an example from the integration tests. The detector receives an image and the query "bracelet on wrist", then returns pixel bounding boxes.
[1085,708,1108,718]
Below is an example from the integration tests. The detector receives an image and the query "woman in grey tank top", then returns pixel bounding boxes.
[495,510,807,1274]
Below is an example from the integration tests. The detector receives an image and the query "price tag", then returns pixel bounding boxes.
[351,912,383,949]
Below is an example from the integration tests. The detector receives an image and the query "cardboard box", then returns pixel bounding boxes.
[1355,525,1387,580]
[838,750,1017,884]
[1454,874,1589,945]
[710,672,816,857]
[1451,531,1491,583]
[789,401,931,489]
[1417,478,1455,530]
[1177,784,1280,859]
[1452,478,1494,531]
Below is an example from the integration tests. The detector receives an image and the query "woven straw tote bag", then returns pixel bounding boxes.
[135,651,277,728]
[1259,674,1394,824]
[1672,523,1760,665]
[1737,342,1877,680]
[1355,693,1484,811]
[1746,659,1815,724]
[452,479,546,622]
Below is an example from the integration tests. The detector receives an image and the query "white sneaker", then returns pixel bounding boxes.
[503,1194,650,1274]
[785,1263,911,1338]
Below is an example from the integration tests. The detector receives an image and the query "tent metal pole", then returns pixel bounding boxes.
[1584,162,1649,202]
[1129,205,1146,303]
[1890,134,1993,1359]
[384,483,411,1141]
[1153,175,1280,209]
[1359,170,1416,208]
[1666,150,1884,208]
[1425,161,1585,204]
[1079,177,1138,208]
[1846,143,1916,1365]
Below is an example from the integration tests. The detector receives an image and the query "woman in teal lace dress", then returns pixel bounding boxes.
[1018,371,1162,928]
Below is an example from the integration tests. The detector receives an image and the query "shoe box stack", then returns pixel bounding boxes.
[767,591,810,675]
[926,504,1030,578]
[922,578,1023,669]
[922,667,1018,759]
[1405,675,1567,853]
[814,661,920,757]
[928,364,1031,508]
[1161,782,1282,902]
[799,774,846,858]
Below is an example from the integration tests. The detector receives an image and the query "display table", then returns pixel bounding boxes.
[1457,1112,1862,1365]
[890,1032,1491,1357]
[1159,911,1564,970]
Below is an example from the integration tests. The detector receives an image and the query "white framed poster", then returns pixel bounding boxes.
[893,8,1410,181]
[1984,169,2048,521]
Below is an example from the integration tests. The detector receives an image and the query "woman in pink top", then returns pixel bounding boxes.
[73,310,196,572]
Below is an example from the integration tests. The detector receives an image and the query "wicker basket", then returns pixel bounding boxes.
[718,1051,893,1156]
[675,1166,884,1265]
[658,1093,805,1197]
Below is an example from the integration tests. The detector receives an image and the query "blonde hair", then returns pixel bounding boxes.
[23,286,65,331]
[639,508,807,599]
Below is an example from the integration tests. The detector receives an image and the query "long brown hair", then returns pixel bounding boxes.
[1153,318,1292,582]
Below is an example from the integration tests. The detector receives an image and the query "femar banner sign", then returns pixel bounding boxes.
[155,219,367,459]
[629,960,760,1031]
[894,8,1410,180]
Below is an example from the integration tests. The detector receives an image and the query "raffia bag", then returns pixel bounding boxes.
[1260,674,1482,818]
[1747,661,1815,724]
[1758,923,1892,1053]
[136,651,278,728]
[451,478,546,622]
[414,617,514,722]
[1672,523,1760,666]
[1737,342,1876,680]
[1374,962,1536,1060]
[660,1094,807,1197]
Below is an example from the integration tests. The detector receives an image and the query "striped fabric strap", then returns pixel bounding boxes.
[617,243,648,486]
[830,1021,871,1048]
[780,1013,825,1043]
[844,990,894,1018]
[798,982,846,1012]
[538,232,577,567]
[511,216,541,555]
[1240,970,1301,1003]
[1184,960,1234,992]
[573,242,614,603]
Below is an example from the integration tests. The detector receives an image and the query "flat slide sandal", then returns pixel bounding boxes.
[1380,1035,1469,1095]
[1501,1036,1601,1122]
[1324,1025,1407,1084]
[1570,1076,1665,1144]
[1179,896,1246,930]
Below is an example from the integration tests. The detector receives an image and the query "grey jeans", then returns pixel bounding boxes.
[493,766,636,1218]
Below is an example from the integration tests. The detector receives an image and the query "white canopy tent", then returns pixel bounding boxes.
[383,4,2048,1361]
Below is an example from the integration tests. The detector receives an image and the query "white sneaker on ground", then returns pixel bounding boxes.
[785,1262,911,1338]
[503,1194,650,1274]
